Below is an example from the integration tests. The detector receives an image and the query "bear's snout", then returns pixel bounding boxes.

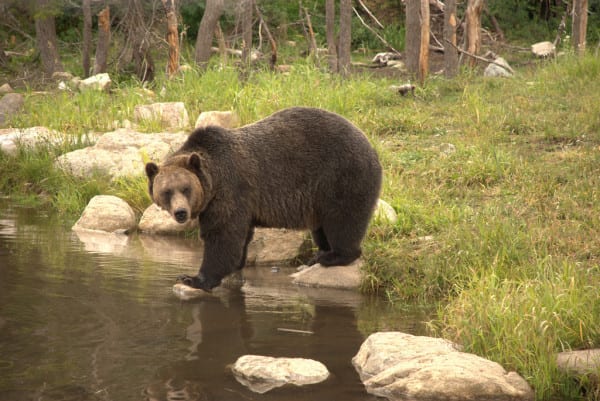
[174,208,188,223]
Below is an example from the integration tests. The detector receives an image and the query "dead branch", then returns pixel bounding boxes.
[444,38,515,74]
[254,2,277,69]
[357,0,384,29]
[352,7,401,54]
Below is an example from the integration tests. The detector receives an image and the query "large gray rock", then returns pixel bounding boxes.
[134,102,190,130]
[557,349,600,383]
[194,110,240,129]
[0,92,24,125]
[78,73,111,92]
[484,57,514,78]
[291,259,363,290]
[353,332,534,401]
[72,195,137,233]
[56,128,187,179]
[0,126,67,155]
[232,355,330,394]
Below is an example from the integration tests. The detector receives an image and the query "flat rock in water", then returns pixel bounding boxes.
[232,355,330,394]
[353,331,534,401]
[290,259,363,290]
[172,283,214,300]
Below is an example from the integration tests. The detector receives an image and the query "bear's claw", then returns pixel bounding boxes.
[176,273,212,292]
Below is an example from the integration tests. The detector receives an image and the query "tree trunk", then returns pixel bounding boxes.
[162,0,180,77]
[82,0,92,77]
[0,38,7,66]
[466,0,484,67]
[405,0,421,75]
[325,0,338,73]
[338,0,352,76]
[240,0,253,66]
[93,6,111,74]
[195,0,224,66]
[255,2,277,69]
[572,0,588,56]
[34,0,64,75]
[302,5,318,58]
[126,0,154,82]
[418,0,429,85]
[443,0,458,77]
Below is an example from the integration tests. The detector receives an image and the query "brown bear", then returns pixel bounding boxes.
[145,107,382,291]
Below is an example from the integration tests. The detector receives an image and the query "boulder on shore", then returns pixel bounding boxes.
[353,331,534,401]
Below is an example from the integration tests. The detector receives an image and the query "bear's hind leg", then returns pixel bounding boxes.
[316,212,369,267]
[307,227,331,265]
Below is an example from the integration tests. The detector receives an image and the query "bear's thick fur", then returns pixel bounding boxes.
[145,107,382,290]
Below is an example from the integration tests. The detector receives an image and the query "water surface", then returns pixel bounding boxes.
[0,201,430,401]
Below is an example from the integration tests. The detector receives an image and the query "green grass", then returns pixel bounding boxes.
[2,51,600,400]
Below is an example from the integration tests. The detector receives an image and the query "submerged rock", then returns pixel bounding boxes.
[72,195,136,233]
[232,355,330,394]
[353,331,534,401]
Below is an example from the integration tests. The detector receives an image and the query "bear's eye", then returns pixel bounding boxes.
[182,186,191,196]
[163,189,173,201]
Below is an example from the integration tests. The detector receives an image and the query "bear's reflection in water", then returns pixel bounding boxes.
[144,287,375,401]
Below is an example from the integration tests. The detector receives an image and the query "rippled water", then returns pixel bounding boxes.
[0,200,431,401]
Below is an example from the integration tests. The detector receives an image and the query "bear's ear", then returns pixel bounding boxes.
[187,153,203,172]
[145,162,159,181]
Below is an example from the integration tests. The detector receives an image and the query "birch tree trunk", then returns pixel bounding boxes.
[418,0,430,85]
[405,0,420,75]
[82,0,92,77]
[240,0,253,66]
[195,0,224,66]
[443,0,458,77]
[338,0,352,76]
[326,0,338,73]
[162,0,180,76]
[466,0,484,67]
[93,6,110,74]
[572,0,588,56]
[35,0,64,75]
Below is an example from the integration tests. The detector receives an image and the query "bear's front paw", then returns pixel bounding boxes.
[177,273,211,292]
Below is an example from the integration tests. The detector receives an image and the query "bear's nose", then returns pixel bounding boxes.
[174,208,188,223]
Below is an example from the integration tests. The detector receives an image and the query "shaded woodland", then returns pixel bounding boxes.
[0,0,597,85]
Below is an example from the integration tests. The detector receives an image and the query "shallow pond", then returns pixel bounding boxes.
[0,201,431,401]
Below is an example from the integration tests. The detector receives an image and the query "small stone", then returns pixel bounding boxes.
[232,355,330,394]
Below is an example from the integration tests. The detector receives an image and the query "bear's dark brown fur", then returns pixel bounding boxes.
[145,107,382,290]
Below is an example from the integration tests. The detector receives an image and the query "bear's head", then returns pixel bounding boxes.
[145,153,210,224]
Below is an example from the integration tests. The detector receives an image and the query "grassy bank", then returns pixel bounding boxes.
[1,54,600,399]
